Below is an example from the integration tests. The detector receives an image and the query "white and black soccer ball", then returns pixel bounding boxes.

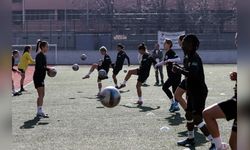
[47,67,57,77]
[72,64,79,71]
[99,86,121,108]
[80,54,87,61]
[98,69,107,79]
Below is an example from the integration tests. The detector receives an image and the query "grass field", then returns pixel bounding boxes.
[12,64,236,150]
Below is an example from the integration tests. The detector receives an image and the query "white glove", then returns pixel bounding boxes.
[155,61,165,67]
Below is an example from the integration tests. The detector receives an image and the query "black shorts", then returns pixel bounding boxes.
[34,79,45,89]
[18,68,25,73]
[137,69,149,83]
[218,98,237,121]
[179,78,187,90]
[113,67,122,75]
[186,92,208,114]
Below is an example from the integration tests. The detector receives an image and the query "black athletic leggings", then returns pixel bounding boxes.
[162,77,181,100]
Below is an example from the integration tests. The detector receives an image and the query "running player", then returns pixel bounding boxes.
[203,33,238,150]
[174,34,187,110]
[82,46,112,96]
[112,43,130,88]
[18,45,35,92]
[155,39,181,112]
[203,72,237,150]
[118,43,156,106]
[173,34,215,149]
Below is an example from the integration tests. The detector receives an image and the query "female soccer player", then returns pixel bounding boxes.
[203,72,237,150]
[118,43,156,106]
[82,46,112,96]
[112,43,130,88]
[33,41,50,118]
[174,34,188,110]
[155,39,181,112]
[18,45,35,92]
[12,50,21,96]
[173,34,215,149]
[203,33,238,150]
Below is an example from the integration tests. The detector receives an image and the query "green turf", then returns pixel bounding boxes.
[12,64,236,150]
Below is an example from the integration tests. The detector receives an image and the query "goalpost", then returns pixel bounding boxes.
[12,44,58,65]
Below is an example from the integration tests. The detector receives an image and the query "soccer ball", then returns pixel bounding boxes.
[47,67,57,77]
[80,54,87,61]
[99,86,121,108]
[72,64,79,71]
[98,69,107,79]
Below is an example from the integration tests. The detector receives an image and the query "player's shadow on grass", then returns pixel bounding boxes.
[121,104,160,112]
[164,113,185,126]
[177,129,207,149]
[138,105,160,112]
[20,117,49,129]
[119,90,130,94]
[81,96,99,100]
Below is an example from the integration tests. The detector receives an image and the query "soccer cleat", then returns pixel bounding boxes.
[177,138,195,146]
[82,75,90,79]
[36,113,49,119]
[12,91,22,96]
[209,143,216,150]
[19,88,27,92]
[170,102,180,113]
[134,101,143,106]
[142,83,150,87]
[169,103,174,112]
[118,84,126,89]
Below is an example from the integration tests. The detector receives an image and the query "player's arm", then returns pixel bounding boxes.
[125,54,130,66]
[26,53,35,64]
[166,56,181,63]
[173,60,200,79]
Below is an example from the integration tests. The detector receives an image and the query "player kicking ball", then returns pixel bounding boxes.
[82,46,112,96]
[118,43,156,106]
[112,43,130,89]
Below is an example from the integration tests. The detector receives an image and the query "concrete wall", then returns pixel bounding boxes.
[40,49,237,65]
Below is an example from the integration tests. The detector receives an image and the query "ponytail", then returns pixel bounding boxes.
[36,40,42,52]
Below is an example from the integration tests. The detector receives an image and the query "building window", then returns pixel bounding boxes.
[57,10,82,21]
[12,0,22,3]
[12,11,22,25]
[26,10,55,20]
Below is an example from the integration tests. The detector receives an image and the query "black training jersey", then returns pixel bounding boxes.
[183,53,208,95]
[100,54,112,73]
[115,51,130,69]
[139,53,156,76]
[12,56,17,72]
[164,49,180,77]
[33,52,47,81]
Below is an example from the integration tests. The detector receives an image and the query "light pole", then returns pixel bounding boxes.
[22,0,25,31]
[86,0,89,30]
[64,0,67,50]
